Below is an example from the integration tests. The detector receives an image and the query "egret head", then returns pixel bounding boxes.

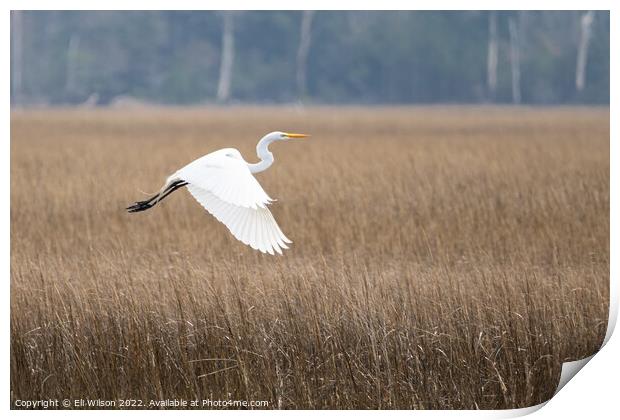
[269,131,310,141]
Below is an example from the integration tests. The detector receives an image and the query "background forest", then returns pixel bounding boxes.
[10,10,610,106]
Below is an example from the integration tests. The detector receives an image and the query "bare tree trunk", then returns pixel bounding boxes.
[576,11,595,92]
[296,11,315,100]
[487,12,498,101]
[508,16,521,104]
[217,12,235,103]
[12,10,23,106]
[65,34,80,94]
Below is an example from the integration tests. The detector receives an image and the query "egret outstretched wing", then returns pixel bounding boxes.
[177,149,272,209]
[186,184,291,255]
[176,150,291,254]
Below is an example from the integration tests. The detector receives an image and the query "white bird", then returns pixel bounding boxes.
[127,131,309,255]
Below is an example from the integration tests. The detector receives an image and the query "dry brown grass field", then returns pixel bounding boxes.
[11,106,609,409]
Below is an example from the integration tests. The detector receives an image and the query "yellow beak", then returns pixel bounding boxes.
[284,132,310,139]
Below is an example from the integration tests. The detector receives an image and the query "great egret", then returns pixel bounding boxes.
[127,131,309,255]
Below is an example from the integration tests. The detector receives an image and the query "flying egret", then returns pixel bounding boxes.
[127,131,309,255]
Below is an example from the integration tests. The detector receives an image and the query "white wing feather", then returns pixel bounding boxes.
[176,149,272,209]
[186,185,290,254]
[175,149,291,254]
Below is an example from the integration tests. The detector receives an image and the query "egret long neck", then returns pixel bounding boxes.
[247,135,275,174]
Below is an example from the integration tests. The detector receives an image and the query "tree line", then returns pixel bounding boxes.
[10,11,610,106]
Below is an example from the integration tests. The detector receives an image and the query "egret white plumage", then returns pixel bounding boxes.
[127,131,309,254]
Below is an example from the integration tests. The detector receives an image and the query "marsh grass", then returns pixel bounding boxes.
[10,107,609,409]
